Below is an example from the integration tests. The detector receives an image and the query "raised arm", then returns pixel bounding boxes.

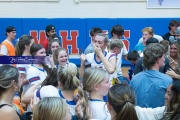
[94,44,116,74]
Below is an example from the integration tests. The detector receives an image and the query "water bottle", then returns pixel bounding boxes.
[12,93,25,114]
[13,93,20,105]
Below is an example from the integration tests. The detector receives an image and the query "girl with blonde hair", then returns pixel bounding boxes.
[33,97,71,120]
[57,64,80,115]
[78,67,111,120]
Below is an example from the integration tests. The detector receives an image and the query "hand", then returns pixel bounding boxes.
[80,54,86,62]
[92,43,102,56]
[47,54,53,63]
[166,69,177,78]
[47,54,55,68]
[75,99,83,119]
[75,100,93,120]
[30,97,40,112]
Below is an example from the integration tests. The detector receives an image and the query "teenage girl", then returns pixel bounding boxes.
[53,47,76,68]
[26,44,50,86]
[80,33,116,78]
[57,64,80,115]
[15,35,34,93]
[46,37,61,55]
[78,67,111,120]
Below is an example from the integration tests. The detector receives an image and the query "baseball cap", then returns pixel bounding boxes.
[36,85,60,99]
[6,26,16,33]
[46,25,55,32]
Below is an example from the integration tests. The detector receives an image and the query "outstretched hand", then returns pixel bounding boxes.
[166,68,177,78]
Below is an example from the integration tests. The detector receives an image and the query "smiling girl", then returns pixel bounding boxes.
[53,47,76,68]
[26,44,50,85]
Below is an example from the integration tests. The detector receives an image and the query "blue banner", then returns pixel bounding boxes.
[0,56,48,64]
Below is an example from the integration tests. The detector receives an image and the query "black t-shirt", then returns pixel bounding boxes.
[133,57,171,75]
[162,32,175,44]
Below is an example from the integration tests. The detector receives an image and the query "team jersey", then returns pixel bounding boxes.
[86,51,116,70]
[59,90,76,115]
[27,65,47,85]
[89,99,111,120]
[17,64,31,93]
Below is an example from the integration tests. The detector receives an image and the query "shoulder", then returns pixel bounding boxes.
[17,64,27,73]
[130,72,144,83]
[27,65,37,72]
[153,34,163,42]
[27,66,40,78]
[0,105,19,120]
[86,52,94,58]
[158,72,173,81]
[162,32,170,37]
[135,43,142,49]
[107,52,116,60]
[84,44,94,54]
[0,44,8,55]
[42,39,48,44]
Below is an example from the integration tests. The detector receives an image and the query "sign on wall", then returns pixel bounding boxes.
[147,0,180,8]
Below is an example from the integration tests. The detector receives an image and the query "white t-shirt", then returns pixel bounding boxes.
[89,100,111,120]
[116,41,128,76]
[27,64,47,85]
[0,39,14,56]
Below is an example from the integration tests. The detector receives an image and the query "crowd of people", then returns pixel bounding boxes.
[0,19,180,120]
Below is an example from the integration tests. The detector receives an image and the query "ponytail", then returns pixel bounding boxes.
[15,40,22,56]
[41,68,58,87]
[42,64,51,75]
[108,84,138,120]
[57,64,80,91]
[15,35,33,56]
[78,87,90,120]
[113,101,137,120]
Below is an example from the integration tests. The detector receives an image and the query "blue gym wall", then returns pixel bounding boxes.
[0,18,179,66]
